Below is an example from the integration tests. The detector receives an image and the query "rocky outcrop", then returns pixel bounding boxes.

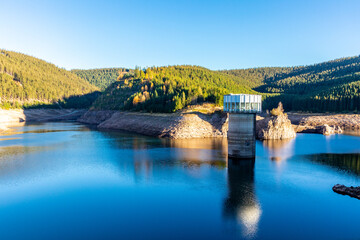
[81,109,297,140]
[320,124,343,135]
[333,184,360,200]
[289,113,360,134]
[294,124,343,135]
[256,114,296,140]
[97,111,228,139]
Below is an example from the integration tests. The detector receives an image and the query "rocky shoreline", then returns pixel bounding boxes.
[79,110,228,139]
[1,109,360,139]
[288,113,360,133]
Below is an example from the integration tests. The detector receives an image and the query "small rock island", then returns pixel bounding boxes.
[257,102,296,140]
[333,184,360,200]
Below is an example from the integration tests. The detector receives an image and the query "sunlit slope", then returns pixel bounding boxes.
[0,49,98,107]
[91,65,257,112]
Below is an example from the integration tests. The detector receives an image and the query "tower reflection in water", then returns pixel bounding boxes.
[224,159,261,238]
[262,138,295,162]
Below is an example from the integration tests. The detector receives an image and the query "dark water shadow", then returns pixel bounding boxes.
[305,153,360,176]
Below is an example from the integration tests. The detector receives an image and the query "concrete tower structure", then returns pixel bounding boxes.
[224,94,262,159]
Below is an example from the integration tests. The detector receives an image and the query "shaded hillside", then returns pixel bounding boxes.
[221,67,294,88]
[222,56,360,112]
[92,65,256,112]
[0,50,98,108]
[72,68,131,90]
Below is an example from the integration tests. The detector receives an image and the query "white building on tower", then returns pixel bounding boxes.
[223,94,262,113]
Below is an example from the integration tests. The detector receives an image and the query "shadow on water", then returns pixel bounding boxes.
[306,153,360,176]
[224,159,261,238]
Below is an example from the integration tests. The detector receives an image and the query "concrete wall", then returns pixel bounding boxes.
[227,113,256,159]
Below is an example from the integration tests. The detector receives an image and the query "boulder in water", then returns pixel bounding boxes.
[333,184,360,200]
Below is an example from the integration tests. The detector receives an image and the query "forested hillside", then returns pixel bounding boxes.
[91,55,360,113]
[0,50,99,108]
[92,66,256,112]
[72,68,131,90]
[222,56,360,112]
[2,48,359,112]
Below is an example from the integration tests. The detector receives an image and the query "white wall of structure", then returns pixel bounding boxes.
[223,94,262,113]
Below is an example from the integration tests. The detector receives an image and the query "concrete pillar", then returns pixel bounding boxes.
[227,113,256,159]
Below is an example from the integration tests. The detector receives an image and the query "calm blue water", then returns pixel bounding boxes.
[0,122,359,240]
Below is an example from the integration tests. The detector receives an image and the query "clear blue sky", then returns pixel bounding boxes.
[1,0,360,70]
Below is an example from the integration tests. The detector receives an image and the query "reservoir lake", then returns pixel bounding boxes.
[0,122,359,240]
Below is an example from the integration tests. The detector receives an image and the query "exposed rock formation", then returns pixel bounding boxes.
[294,124,343,135]
[289,113,359,134]
[80,105,298,140]
[256,103,296,140]
[333,184,360,200]
[256,114,296,140]
[320,124,343,135]
[95,111,228,139]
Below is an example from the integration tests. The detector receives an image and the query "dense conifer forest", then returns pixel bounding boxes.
[222,55,360,112]
[1,49,359,112]
[0,50,98,108]
[91,65,257,112]
[91,55,360,113]
[71,68,131,90]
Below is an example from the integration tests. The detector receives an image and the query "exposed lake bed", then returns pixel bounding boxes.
[0,122,359,239]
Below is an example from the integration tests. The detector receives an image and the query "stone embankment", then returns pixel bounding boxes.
[333,184,360,200]
[79,111,228,139]
[2,108,360,139]
[79,109,360,139]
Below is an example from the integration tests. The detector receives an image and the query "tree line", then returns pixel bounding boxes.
[0,49,98,108]
[92,65,255,112]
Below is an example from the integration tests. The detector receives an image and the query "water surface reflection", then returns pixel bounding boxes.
[224,159,261,238]
[262,138,295,162]
[0,123,360,240]
[307,153,360,176]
